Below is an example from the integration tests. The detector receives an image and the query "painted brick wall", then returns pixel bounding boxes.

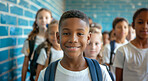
[65,0,148,32]
[0,0,65,81]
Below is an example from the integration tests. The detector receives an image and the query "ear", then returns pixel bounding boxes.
[87,33,91,44]
[132,22,135,29]
[56,32,60,44]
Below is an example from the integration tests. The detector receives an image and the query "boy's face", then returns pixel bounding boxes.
[133,11,148,39]
[114,21,128,40]
[84,33,102,58]
[57,18,90,58]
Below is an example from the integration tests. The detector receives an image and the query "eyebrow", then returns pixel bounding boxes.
[138,19,143,21]
[62,28,85,31]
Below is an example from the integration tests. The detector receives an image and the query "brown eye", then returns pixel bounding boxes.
[77,33,84,36]
[63,33,70,35]
[138,21,143,24]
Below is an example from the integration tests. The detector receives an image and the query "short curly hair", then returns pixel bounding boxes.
[59,10,89,30]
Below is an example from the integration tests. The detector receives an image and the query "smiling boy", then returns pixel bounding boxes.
[38,10,111,81]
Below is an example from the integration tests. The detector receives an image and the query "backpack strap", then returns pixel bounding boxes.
[44,58,102,81]
[109,40,115,65]
[44,59,59,81]
[85,57,102,81]
[28,36,36,60]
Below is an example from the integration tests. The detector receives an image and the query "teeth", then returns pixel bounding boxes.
[66,46,79,48]
[69,47,77,48]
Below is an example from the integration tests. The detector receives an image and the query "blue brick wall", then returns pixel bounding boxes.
[0,0,65,81]
[65,0,148,32]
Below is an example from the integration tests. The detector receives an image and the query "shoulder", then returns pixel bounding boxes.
[99,64,108,73]
[116,43,131,52]
[103,44,110,51]
[99,64,112,81]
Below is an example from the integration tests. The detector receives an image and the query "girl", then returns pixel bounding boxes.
[113,8,148,81]
[84,24,103,64]
[21,8,52,81]
[35,20,63,81]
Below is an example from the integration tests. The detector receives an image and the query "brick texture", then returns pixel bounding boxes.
[0,0,65,81]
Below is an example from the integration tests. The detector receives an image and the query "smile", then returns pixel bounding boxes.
[65,46,80,51]
[66,46,80,48]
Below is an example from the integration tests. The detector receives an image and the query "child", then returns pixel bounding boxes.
[126,24,136,41]
[102,31,110,46]
[21,8,53,81]
[102,17,129,80]
[35,20,63,81]
[84,25,103,64]
[109,30,116,41]
[38,10,112,81]
[113,8,148,81]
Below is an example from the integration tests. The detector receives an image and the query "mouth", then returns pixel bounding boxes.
[65,46,80,51]
[140,31,148,34]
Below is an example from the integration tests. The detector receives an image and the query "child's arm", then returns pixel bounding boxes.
[116,67,123,81]
[21,56,29,81]
[35,64,44,81]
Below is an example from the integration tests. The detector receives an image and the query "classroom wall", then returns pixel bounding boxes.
[65,0,148,32]
[0,0,65,81]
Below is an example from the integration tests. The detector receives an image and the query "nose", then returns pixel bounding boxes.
[91,43,96,50]
[42,17,46,22]
[143,22,148,29]
[68,34,78,43]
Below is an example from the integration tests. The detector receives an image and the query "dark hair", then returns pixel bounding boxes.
[133,8,148,25]
[102,31,109,35]
[59,10,89,30]
[112,17,128,29]
[28,8,52,40]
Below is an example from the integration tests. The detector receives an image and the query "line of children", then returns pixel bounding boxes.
[102,17,129,80]
[35,20,63,81]
[21,8,53,81]
[113,8,148,81]
[22,7,147,81]
[38,10,112,81]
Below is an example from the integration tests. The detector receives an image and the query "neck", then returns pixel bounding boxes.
[38,30,46,38]
[116,38,126,44]
[53,45,61,50]
[131,38,148,49]
[86,56,97,60]
[60,55,87,71]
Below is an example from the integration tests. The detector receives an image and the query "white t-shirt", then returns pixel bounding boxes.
[38,61,112,81]
[113,42,148,81]
[37,47,63,65]
[102,40,128,79]
[21,36,45,58]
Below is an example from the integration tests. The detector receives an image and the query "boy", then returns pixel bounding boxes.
[102,17,129,80]
[38,10,111,81]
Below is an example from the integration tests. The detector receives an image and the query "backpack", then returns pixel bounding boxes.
[44,57,102,81]
[109,40,115,67]
[28,38,52,81]
[108,40,116,81]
